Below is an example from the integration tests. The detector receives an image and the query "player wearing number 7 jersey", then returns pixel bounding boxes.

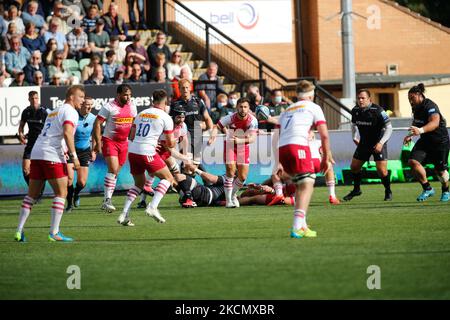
[117,89,176,226]
[93,84,137,213]
[277,80,334,239]
[14,85,85,242]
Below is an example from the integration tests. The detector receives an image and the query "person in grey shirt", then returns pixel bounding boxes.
[197,61,225,110]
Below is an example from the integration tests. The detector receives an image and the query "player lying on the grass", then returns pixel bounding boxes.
[238,181,296,206]
[176,170,226,207]
[15,85,85,242]
[66,97,96,212]
[117,90,175,226]
[137,104,195,209]
[209,97,258,208]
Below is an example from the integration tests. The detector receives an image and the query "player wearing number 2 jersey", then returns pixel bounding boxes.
[117,90,176,226]
[93,84,137,213]
[15,85,85,243]
[277,80,333,239]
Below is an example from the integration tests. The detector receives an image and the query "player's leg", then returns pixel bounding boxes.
[65,163,75,212]
[290,176,317,238]
[375,159,392,201]
[138,173,154,208]
[118,173,144,226]
[343,158,365,201]
[102,155,120,211]
[47,174,74,242]
[22,158,31,185]
[231,164,248,207]
[433,146,449,202]
[325,166,340,204]
[409,142,435,201]
[238,194,268,206]
[73,166,89,207]
[224,162,237,207]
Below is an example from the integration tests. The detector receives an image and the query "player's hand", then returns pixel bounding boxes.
[18,133,26,145]
[373,143,383,153]
[91,150,97,162]
[207,135,216,146]
[94,143,102,154]
[320,154,335,175]
[260,185,274,194]
[73,158,81,171]
[199,122,206,130]
[408,126,422,136]
[403,135,412,145]
[353,139,359,146]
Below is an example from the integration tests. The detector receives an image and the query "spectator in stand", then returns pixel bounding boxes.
[21,1,47,33]
[197,61,224,110]
[0,15,6,38]
[0,71,8,87]
[31,69,44,85]
[171,66,193,100]
[44,17,68,58]
[125,33,150,73]
[43,38,58,66]
[150,67,170,85]
[5,35,31,76]
[1,22,19,52]
[246,84,264,112]
[103,35,125,63]
[9,70,29,87]
[122,51,135,80]
[228,91,239,110]
[82,0,103,13]
[102,49,119,80]
[149,52,167,81]
[127,0,147,30]
[126,62,145,83]
[166,50,192,80]
[81,53,101,81]
[113,68,124,84]
[209,93,229,124]
[82,4,99,33]
[49,71,64,86]
[22,22,47,54]
[5,4,25,35]
[84,63,111,84]
[24,50,49,83]
[147,31,171,68]
[88,18,109,55]
[102,2,128,41]
[20,0,46,18]
[66,24,91,60]
[62,0,86,17]
[2,1,21,13]
[46,1,71,36]
[47,51,71,85]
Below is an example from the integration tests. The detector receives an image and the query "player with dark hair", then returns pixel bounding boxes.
[18,91,48,201]
[176,171,226,207]
[343,89,393,201]
[404,83,450,202]
[65,96,97,212]
[93,84,137,213]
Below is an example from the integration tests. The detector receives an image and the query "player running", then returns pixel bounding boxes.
[14,85,85,242]
[404,83,450,202]
[210,97,258,208]
[117,89,175,226]
[18,91,48,202]
[277,80,333,239]
[93,84,137,213]
[343,89,393,201]
[65,97,96,212]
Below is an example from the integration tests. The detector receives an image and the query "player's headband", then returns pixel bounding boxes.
[298,90,315,98]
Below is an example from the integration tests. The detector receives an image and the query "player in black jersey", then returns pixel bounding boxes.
[176,169,225,207]
[18,91,48,194]
[344,89,393,201]
[404,83,450,202]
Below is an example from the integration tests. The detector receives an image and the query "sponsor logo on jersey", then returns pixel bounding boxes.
[48,111,58,118]
[140,114,159,119]
[114,117,134,124]
[286,104,306,113]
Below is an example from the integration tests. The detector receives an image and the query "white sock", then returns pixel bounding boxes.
[327,179,336,198]
[224,176,233,203]
[293,209,307,230]
[17,196,34,233]
[232,177,244,197]
[123,186,141,217]
[273,182,283,196]
[149,179,170,209]
[104,172,117,200]
[50,197,65,235]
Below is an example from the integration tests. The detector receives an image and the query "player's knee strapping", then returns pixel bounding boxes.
[292,173,316,185]
[438,170,449,184]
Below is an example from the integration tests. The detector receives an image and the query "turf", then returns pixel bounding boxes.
[0,183,449,300]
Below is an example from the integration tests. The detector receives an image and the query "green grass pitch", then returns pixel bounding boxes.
[1,183,449,299]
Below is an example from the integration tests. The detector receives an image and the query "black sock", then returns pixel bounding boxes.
[442,185,449,193]
[67,185,74,207]
[352,172,362,192]
[23,172,29,185]
[421,181,432,191]
[74,182,85,197]
[381,174,391,192]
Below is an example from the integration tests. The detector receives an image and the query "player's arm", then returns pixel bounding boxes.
[351,123,359,145]
[164,132,176,149]
[128,124,136,141]
[18,120,27,144]
[199,90,211,109]
[266,115,279,125]
[64,122,80,170]
[203,108,214,131]
[207,125,218,145]
[374,122,393,153]
[92,117,104,153]
[316,123,334,174]
[409,113,440,136]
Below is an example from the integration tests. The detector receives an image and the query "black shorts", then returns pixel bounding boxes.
[67,148,92,167]
[409,138,449,172]
[191,176,225,206]
[23,144,33,160]
[353,143,388,162]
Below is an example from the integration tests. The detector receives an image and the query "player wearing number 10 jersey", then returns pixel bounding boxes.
[278,80,333,239]
[93,84,137,213]
[117,89,176,226]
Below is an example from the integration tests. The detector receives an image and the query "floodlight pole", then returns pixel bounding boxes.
[341,0,356,107]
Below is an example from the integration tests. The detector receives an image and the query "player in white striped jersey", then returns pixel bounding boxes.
[117,90,176,226]
[14,85,85,242]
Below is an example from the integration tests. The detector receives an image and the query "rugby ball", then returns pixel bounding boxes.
[256,105,270,120]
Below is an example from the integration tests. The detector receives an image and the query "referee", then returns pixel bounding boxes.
[404,83,449,202]
[18,91,48,199]
[344,89,393,201]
